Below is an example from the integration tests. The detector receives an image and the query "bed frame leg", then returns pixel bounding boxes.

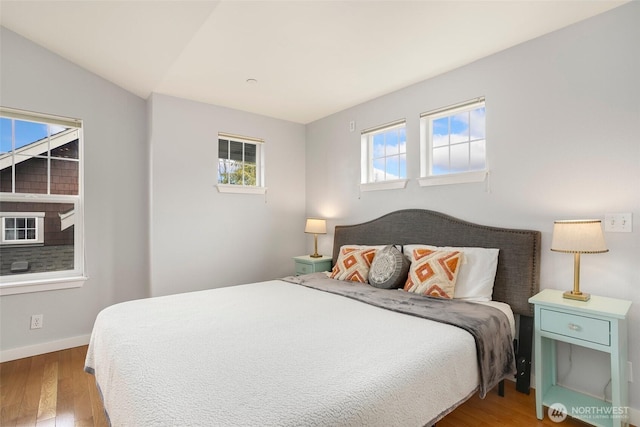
[498,380,505,397]
[515,315,533,394]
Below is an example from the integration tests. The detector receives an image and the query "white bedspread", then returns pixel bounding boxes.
[85,280,494,426]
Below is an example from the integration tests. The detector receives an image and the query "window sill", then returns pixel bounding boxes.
[360,179,408,192]
[418,170,488,187]
[0,276,88,296]
[216,184,267,195]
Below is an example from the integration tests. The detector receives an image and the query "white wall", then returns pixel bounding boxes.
[1,2,638,418]
[306,2,640,413]
[0,28,149,357]
[148,94,306,297]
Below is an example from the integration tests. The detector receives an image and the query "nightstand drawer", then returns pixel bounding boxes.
[293,256,332,276]
[295,263,313,275]
[540,308,610,346]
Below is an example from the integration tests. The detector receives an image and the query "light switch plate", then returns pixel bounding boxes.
[604,213,632,232]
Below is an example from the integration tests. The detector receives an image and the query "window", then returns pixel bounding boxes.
[216,132,266,194]
[0,107,85,295]
[360,120,407,191]
[1,213,45,245]
[419,98,487,186]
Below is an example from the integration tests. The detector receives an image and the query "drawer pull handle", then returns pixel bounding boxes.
[568,323,582,331]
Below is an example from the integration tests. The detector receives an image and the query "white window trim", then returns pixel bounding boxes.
[417,170,488,187]
[419,98,487,186]
[0,275,87,296]
[360,119,407,187]
[360,179,409,192]
[0,107,86,295]
[216,184,267,195]
[1,212,45,245]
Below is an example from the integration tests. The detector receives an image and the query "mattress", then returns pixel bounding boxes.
[85,279,514,426]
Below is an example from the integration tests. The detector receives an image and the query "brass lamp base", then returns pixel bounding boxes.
[561,252,591,301]
[309,234,322,258]
[563,290,590,301]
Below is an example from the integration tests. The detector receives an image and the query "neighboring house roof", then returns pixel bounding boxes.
[59,208,75,231]
[0,128,79,171]
[1,128,78,230]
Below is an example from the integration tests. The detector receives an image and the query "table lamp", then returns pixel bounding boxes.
[550,219,608,301]
[304,218,326,258]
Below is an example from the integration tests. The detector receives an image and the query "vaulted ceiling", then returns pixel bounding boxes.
[0,1,627,123]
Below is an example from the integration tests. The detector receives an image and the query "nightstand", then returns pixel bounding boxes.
[529,289,631,427]
[293,255,332,276]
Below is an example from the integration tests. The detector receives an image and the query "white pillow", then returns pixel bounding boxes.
[403,244,499,302]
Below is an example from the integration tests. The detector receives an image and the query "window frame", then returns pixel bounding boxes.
[419,98,488,187]
[0,107,86,295]
[216,132,266,195]
[1,212,45,245]
[360,119,408,192]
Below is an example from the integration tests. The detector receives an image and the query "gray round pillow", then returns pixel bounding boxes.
[368,245,410,289]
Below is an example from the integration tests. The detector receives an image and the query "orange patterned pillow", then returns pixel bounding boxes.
[329,246,378,283]
[403,248,462,298]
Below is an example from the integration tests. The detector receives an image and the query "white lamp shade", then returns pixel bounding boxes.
[550,220,608,254]
[305,218,326,234]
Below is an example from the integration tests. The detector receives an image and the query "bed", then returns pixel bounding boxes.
[85,209,540,426]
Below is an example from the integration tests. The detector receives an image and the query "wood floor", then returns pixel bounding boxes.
[438,382,590,427]
[0,346,108,427]
[0,345,599,426]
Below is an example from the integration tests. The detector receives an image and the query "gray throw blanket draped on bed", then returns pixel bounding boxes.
[283,273,516,398]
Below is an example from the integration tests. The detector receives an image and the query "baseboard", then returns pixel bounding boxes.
[0,334,91,363]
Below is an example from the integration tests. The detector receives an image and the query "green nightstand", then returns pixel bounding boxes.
[529,289,631,427]
[293,255,332,276]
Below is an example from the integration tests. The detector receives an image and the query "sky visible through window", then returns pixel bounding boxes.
[432,106,485,175]
[0,118,67,154]
[372,126,406,181]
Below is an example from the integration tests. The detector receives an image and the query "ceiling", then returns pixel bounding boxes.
[0,1,627,124]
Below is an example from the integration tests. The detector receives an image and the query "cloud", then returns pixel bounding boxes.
[50,125,68,136]
[373,167,401,181]
[373,140,407,158]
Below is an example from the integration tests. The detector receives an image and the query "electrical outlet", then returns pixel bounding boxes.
[349,121,355,132]
[604,213,632,232]
[30,314,43,329]
[629,361,634,383]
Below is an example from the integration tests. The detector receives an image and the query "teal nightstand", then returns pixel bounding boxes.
[293,255,332,276]
[529,289,631,427]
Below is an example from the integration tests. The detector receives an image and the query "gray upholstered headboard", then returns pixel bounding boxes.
[332,209,541,317]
